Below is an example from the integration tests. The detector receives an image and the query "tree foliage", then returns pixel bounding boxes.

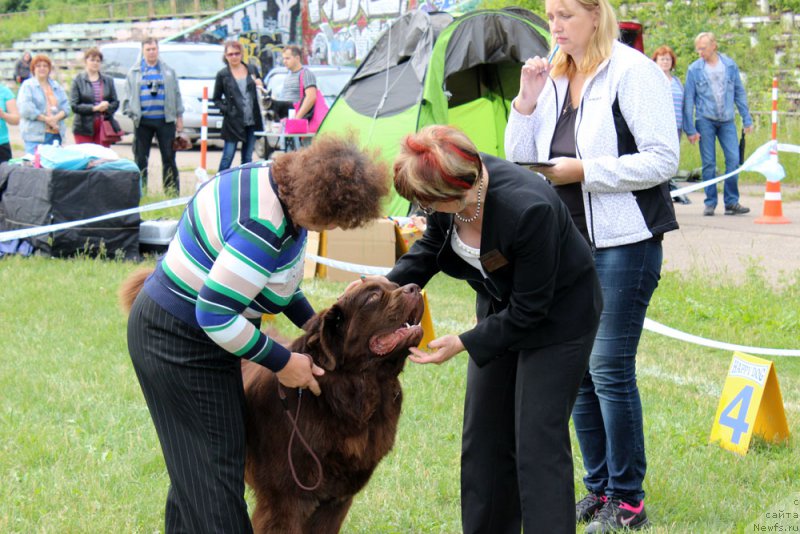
[0,0,30,12]
[480,0,797,112]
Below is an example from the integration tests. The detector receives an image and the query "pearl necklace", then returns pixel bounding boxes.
[454,177,483,223]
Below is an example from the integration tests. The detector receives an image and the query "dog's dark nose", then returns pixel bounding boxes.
[401,284,421,295]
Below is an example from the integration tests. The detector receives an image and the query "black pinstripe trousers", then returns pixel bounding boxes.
[127,291,253,534]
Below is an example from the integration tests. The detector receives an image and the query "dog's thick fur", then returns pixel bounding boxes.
[119,269,424,533]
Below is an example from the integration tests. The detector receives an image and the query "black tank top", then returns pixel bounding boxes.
[549,93,590,243]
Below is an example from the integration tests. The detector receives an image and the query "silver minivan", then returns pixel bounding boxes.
[100,42,226,143]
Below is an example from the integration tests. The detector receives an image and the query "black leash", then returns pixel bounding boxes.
[277,383,323,491]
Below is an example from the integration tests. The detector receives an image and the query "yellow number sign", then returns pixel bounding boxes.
[709,352,790,455]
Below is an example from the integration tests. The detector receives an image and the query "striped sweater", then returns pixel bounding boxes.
[143,161,313,371]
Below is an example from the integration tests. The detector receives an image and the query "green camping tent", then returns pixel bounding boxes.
[317,8,550,216]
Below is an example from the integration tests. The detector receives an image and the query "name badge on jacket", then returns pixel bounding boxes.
[480,249,509,272]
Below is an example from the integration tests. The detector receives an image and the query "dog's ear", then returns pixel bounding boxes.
[313,304,346,371]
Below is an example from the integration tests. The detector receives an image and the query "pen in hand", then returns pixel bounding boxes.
[547,44,560,64]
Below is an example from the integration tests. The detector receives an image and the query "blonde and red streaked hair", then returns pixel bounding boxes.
[393,125,482,205]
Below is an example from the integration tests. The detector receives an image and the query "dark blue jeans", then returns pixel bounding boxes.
[572,239,662,504]
[218,127,257,172]
[696,117,740,208]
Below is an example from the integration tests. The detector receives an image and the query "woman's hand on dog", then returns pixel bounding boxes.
[409,334,464,365]
[277,352,325,396]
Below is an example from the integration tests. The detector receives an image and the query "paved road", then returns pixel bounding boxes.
[663,185,799,284]
[7,124,799,283]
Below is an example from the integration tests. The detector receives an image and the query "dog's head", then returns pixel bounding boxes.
[298,279,425,372]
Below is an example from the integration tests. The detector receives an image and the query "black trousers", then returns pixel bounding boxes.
[127,291,253,534]
[461,328,597,534]
[133,117,179,194]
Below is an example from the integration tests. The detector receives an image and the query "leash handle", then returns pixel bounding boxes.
[277,383,323,491]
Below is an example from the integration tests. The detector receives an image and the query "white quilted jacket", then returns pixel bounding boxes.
[505,41,679,249]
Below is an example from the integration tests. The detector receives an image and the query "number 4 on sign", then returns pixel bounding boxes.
[709,352,790,455]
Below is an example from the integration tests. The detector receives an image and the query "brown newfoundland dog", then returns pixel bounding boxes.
[119,271,424,533]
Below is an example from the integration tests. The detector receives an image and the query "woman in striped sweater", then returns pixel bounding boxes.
[126,134,388,533]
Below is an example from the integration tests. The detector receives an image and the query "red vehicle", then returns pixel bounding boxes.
[619,21,644,53]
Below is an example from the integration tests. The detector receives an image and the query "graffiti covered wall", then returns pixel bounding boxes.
[175,0,478,72]
[176,0,302,75]
[302,0,478,66]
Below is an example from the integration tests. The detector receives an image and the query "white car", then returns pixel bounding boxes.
[100,42,227,143]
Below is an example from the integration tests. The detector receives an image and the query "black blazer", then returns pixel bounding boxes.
[69,72,120,136]
[213,64,264,143]
[388,155,603,367]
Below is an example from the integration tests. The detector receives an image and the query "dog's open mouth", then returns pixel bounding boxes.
[368,299,425,356]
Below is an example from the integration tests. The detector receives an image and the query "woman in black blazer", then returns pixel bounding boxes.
[70,47,120,147]
[213,40,264,172]
[367,125,602,533]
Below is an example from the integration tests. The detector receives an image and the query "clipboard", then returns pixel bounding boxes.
[516,161,555,168]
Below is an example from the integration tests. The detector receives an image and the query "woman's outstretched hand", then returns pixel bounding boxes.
[409,334,464,365]
[276,352,325,396]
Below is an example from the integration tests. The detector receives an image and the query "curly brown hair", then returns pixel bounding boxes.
[271,134,389,230]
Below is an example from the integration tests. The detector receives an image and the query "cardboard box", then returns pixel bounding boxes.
[393,216,425,254]
[320,218,398,283]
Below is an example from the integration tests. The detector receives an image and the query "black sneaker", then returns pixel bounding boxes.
[725,203,750,215]
[703,205,715,216]
[576,492,607,523]
[585,498,649,533]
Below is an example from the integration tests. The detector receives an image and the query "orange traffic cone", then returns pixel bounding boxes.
[755,181,790,224]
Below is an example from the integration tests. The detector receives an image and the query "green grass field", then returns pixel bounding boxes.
[1,256,798,533]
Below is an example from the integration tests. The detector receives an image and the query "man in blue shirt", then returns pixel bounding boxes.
[683,32,754,216]
[123,38,184,195]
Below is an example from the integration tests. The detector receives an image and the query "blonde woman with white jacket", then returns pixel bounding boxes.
[504,0,678,532]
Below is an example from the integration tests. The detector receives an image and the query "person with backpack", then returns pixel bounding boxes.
[277,45,317,121]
